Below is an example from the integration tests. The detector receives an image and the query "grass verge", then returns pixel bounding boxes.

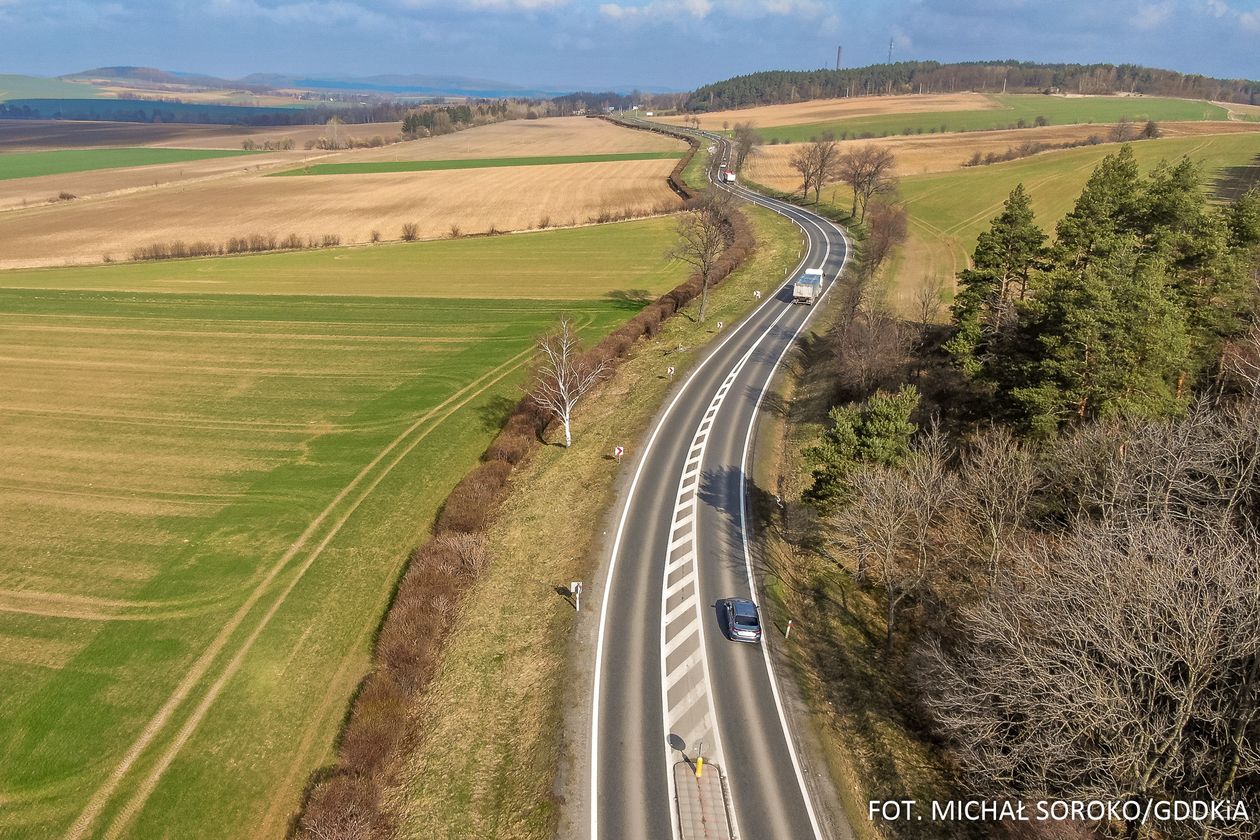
[382,203,804,840]
[272,151,686,177]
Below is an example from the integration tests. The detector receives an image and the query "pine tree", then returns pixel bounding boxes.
[945,184,1047,376]
[1002,244,1191,437]
[805,386,920,507]
[1054,145,1142,268]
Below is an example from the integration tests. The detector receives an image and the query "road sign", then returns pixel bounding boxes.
[613,445,625,462]
[667,366,676,379]
[571,581,583,611]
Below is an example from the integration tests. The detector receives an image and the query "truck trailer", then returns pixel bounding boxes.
[792,268,824,304]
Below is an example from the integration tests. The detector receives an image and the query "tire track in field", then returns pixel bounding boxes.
[64,347,533,840]
[99,352,533,840]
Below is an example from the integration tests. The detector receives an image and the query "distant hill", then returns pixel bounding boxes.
[686,61,1260,112]
[243,73,570,100]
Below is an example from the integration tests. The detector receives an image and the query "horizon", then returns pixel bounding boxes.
[1,1,1257,92]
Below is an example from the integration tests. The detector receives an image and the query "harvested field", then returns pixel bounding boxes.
[1217,101,1260,122]
[272,150,685,176]
[0,150,307,213]
[0,220,686,840]
[0,117,686,267]
[744,121,1260,189]
[315,116,685,161]
[658,92,998,130]
[0,159,682,268]
[0,119,405,151]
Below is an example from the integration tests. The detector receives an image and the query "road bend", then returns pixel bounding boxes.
[590,127,848,840]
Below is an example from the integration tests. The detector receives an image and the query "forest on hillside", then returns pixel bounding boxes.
[686,61,1259,111]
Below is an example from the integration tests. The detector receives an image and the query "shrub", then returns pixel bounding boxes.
[435,460,512,534]
[57,191,76,201]
[297,772,381,840]
[447,223,461,239]
[401,222,419,241]
[537,215,551,229]
[485,430,533,465]
[370,229,381,243]
[321,233,341,247]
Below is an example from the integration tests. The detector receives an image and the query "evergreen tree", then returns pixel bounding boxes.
[805,386,920,507]
[1002,244,1191,437]
[945,184,1047,376]
[1054,145,1142,268]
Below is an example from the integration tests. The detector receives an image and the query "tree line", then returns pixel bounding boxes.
[795,149,1260,837]
[685,60,1259,112]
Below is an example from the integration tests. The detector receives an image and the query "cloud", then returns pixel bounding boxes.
[599,0,712,21]
[204,0,390,27]
[1133,0,1173,28]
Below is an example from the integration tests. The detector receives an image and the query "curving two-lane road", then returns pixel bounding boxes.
[590,129,849,840]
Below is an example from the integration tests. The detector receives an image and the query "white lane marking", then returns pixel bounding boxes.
[658,186,835,840]
[591,126,839,840]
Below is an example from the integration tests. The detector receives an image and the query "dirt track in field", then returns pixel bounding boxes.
[0,117,686,268]
[660,93,999,130]
[744,121,1260,191]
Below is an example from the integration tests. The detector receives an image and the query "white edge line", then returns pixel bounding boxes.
[737,211,850,840]
[589,139,817,840]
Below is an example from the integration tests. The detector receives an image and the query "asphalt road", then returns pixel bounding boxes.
[590,129,849,840]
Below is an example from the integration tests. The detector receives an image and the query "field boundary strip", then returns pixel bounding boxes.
[270,150,685,176]
[64,342,538,840]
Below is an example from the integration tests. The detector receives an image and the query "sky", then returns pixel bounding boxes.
[0,0,1257,91]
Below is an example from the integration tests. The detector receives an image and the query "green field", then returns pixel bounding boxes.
[867,133,1260,311]
[0,73,104,101]
[0,148,259,181]
[760,94,1229,143]
[2,217,684,297]
[0,220,684,839]
[272,150,686,177]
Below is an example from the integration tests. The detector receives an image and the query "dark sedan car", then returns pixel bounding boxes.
[724,598,762,643]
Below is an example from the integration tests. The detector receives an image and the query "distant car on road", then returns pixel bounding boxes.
[724,598,762,643]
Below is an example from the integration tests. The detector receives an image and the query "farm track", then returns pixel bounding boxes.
[64,340,539,840]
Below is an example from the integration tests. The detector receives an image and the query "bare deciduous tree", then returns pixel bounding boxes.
[921,519,1260,840]
[913,274,947,326]
[857,201,908,281]
[836,310,914,396]
[531,318,608,448]
[788,145,816,200]
[957,427,1039,584]
[836,145,898,222]
[731,121,761,171]
[668,193,732,322]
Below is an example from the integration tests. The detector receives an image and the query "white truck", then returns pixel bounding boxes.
[723,170,737,184]
[792,268,824,304]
